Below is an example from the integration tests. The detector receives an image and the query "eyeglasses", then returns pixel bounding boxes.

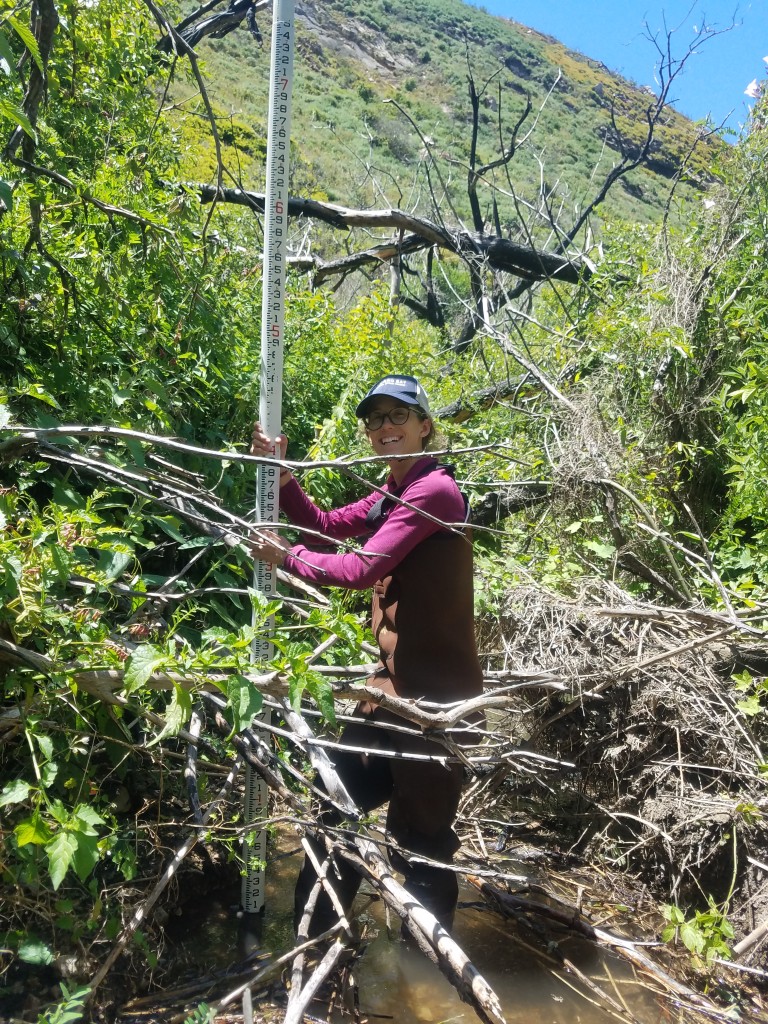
[362,406,418,431]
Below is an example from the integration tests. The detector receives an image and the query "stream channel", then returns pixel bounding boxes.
[159,834,676,1024]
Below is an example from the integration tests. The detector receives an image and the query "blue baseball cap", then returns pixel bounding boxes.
[355,374,433,419]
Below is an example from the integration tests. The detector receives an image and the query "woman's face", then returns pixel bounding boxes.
[364,397,431,459]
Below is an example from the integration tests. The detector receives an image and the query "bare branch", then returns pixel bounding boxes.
[174,181,590,284]
[155,0,269,54]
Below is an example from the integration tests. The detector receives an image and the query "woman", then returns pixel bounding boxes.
[250,374,484,934]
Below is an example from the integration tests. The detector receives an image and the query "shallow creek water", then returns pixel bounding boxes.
[164,840,671,1024]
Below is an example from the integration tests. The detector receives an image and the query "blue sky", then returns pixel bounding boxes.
[466,1,768,136]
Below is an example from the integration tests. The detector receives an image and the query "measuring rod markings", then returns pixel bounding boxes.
[242,0,295,915]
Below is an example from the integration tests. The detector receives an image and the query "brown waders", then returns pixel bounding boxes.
[293,709,463,936]
[294,477,484,937]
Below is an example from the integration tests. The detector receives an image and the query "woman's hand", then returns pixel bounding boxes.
[251,422,291,485]
[250,528,291,566]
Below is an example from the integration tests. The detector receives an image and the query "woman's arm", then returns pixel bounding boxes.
[249,482,382,570]
[251,422,376,539]
[282,467,466,589]
[280,476,378,540]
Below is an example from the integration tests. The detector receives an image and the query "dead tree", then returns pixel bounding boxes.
[155,0,268,53]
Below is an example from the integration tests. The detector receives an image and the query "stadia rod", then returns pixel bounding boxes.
[242,0,295,915]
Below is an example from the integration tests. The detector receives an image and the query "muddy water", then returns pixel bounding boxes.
[166,841,667,1024]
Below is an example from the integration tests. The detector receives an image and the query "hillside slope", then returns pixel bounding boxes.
[172,0,721,228]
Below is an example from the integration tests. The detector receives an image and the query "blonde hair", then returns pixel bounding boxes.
[421,416,449,452]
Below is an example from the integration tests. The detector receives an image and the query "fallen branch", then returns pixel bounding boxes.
[170,181,591,285]
[472,878,739,1021]
[469,877,597,941]
[281,701,508,1024]
[88,753,242,995]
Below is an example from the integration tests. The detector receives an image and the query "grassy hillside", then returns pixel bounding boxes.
[170,0,722,229]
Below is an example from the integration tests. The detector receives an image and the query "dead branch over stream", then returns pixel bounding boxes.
[3,572,767,1022]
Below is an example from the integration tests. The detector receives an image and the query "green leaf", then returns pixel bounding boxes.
[329,613,363,646]
[123,438,146,467]
[18,937,53,965]
[3,553,22,585]
[183,1003,215,1024]
[0,29,15,71]
[150,515,188,544]
[41,759,59,788]
[39,983,91,1023]
[114,842,137,882]
[227,674,263,733]
[0,97,36,140]
[35,733,55,762]
[50,543,74,584]
[147,683,192,746]
[133,929,158,968]
[110,386,132,408]
[584,540,617,560]
[249,590,281,628]
[736,695,762,717]
[124,644,164,693]
[208,596,242,630]
[201,626,233,646]
[47,831,79,890]
[71,831,99,882]
[48,798,70,826]
[0,179,12,211]
[16,381,60,407]
[99,549,132,581]
[143,375,169,401]
[7,15,44,75]
[306,674,336,725]
[0,778,32,808]
[679,921,705,955]
[661,904,685,925]
[15,812,52,846]
[72,805,105,835]
[727,385,757,404]
[731,669,754,690]
[287,672,307,712]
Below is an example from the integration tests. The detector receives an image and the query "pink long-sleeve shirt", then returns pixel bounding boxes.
[280,456,466,588]
[280,454,483,710]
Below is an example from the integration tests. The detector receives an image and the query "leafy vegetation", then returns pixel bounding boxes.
[662,898,736,965]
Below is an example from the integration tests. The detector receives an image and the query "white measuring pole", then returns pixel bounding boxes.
[242,0,295,915]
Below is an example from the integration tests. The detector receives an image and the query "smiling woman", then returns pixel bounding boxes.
[356,374,434,478]
[250,373,484,937]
